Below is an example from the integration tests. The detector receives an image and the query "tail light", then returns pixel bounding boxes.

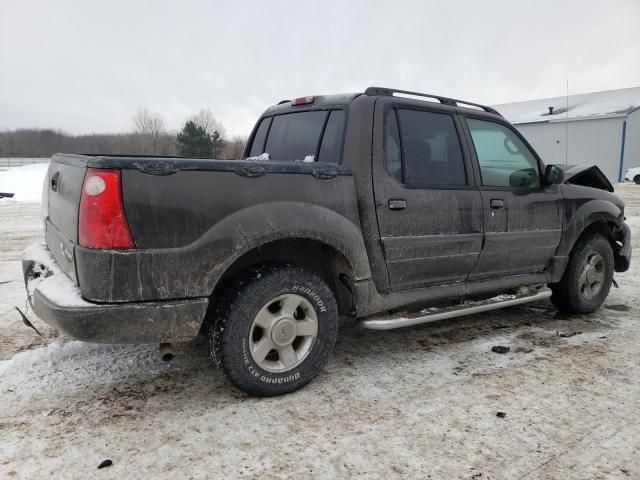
[79,168,135,249]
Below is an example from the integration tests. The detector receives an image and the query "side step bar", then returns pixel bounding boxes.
[360,288,552,330]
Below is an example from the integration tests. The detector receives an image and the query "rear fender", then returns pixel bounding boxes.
[75,202,372,302]
[199,201,372,287]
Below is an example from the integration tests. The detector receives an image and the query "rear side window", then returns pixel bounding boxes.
[384,109,402,182]
[389,109,466,186]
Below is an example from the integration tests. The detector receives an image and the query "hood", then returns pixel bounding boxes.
[559,165,614,192]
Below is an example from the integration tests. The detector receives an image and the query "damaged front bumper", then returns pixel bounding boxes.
[22,244,209,344]
[614,222,632,272]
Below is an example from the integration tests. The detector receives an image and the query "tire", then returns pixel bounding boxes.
[550,233,614,314]
[634,175,640,185]
[210,263,338,397]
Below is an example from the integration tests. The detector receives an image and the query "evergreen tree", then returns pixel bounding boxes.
[176,121,214,157]
[211,130,224,158]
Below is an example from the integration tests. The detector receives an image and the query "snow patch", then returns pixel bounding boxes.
[0,162,49,202]
[23,242,94,307]
[246,153,270,161]
[493,87,640,125]
[23,243,61,275]
[0,341,102,376]
[37,274,95,307]
[301,155,315,163]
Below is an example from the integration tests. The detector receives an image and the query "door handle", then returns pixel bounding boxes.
[490,199,504,209]
[50,171,60,192]
[388,199,407,210]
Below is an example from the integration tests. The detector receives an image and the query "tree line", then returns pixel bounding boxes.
[0,107,247,159]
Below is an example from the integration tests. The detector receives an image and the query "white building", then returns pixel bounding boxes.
[492,87,640,183]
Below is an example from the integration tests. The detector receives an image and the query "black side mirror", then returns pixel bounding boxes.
[544,164,564,185]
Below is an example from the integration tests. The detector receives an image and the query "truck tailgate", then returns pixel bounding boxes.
[44,154,88,282]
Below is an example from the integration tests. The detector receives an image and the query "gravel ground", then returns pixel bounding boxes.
[1,185,639,479]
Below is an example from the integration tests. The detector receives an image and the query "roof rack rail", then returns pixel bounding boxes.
[364,87,501,116]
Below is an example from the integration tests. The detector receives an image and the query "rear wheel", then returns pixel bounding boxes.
[550,233,614,313]
[210,263,338,396]
[634,175,640,185]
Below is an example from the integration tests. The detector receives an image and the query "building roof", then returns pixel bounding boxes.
[492,87,640,125]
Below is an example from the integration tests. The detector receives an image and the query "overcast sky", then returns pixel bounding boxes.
[1,0,639,137]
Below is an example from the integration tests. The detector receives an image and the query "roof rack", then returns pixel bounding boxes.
[364,87,501,116]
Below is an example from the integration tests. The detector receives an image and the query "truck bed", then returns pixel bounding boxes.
[45,154,367,303]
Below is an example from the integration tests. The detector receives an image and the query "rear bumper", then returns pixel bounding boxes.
[22,244,209,344]
[614,222,632,272]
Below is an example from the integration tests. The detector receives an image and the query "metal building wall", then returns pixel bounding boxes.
[515,117,625,182]
[623,108,640,174]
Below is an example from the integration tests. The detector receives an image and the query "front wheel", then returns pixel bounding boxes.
[634,175,640,185]
[550,233,614,313]
[210,263,338,396]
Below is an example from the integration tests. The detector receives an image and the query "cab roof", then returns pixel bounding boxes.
[265,87,502,117]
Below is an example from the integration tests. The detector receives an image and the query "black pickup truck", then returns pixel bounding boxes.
[23,87,631,396]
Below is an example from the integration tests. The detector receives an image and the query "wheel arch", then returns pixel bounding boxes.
[202,202,372,318]
[212,238,357,316]
[557,200,624,257]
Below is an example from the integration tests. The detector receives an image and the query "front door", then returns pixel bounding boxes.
[372,102,484,291]
[462,116,564,280]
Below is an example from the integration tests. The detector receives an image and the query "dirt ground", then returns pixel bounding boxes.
[1,186,639,479]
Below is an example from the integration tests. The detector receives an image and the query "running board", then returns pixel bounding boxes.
[359,288,552,330]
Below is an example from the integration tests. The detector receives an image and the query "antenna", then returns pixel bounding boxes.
[565,78,569,165]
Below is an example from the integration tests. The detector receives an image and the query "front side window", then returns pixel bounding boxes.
[385,108,466,186]
[466,118,540,188]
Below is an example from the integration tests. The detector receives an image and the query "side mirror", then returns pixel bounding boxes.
[544,164,564,185]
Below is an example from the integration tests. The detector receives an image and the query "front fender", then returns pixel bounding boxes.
[556,198,624,256]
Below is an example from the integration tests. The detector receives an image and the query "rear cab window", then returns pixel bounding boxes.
[248,109,346,163]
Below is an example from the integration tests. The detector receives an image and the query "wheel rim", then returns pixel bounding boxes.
[249,293,318,373]
[579,252,605,300]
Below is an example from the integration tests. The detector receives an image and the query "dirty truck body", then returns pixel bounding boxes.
[24,87,632,396]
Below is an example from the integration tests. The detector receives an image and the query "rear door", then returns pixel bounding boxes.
[372,100,484,291]
[461,116,563,280]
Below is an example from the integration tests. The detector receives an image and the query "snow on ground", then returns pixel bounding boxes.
[1,185,640,478]
[0,163,49,202]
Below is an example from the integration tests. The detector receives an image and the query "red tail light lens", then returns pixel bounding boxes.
[79,169,135,249]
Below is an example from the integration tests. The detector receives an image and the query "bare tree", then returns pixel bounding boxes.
[221,135,247,159]
[190,108,226,139]
[133,106,166,154]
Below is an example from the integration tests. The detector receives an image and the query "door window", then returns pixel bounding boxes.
[384,109,402,182]
[385,109,466,186]
[466,118,541,188]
